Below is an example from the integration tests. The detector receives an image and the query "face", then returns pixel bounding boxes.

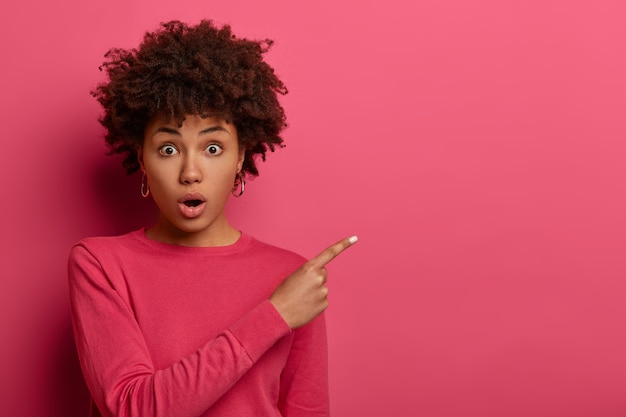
[139,114,245,246]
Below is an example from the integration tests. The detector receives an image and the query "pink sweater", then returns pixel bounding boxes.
[68,229,329,417]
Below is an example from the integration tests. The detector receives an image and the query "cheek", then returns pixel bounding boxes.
[144,164,177,199]
[212,170,237,192]
[211,159,239,181]
[146,168,173,189]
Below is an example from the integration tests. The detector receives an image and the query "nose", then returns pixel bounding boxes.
[179,155,203,184]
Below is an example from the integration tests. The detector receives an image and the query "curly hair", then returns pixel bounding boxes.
[92,20,288,177]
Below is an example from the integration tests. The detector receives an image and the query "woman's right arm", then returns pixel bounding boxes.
[68,244,291,417]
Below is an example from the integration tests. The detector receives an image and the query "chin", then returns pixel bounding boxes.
[177,218,220,234]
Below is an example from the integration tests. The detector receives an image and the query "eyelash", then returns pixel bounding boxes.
[157,144,223,156]
[158,145,178,156]
[205,144,223,155]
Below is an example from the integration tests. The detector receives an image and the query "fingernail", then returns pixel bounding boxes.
[349,236,358,244]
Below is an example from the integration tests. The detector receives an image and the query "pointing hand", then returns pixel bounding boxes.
[270,236,358,329]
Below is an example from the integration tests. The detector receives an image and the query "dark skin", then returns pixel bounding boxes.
[138,114,357,328]
[94,20,358,329]
[270,236,357,329]
[93,20,287,178]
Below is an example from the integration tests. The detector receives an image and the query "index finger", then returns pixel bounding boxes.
[310,236,358,268]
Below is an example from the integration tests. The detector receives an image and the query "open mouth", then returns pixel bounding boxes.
[178,193,207,218]
[184,199,203,207]
[178,194,207,218]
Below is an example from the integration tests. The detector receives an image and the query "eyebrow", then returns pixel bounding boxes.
[152,125,229,137]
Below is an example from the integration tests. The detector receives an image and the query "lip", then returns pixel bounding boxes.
[177,192,207,219]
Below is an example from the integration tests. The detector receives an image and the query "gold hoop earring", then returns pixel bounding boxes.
[232,173,245,197]
[141,171,150,198]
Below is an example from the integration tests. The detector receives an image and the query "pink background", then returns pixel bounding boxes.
[2,0,626,416]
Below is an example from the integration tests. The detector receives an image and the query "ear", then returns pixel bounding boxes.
[237,147,245,173]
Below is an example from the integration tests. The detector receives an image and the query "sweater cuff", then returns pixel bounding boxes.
[228,299,291,363]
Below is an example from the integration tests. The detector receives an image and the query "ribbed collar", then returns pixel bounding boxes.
[129,228,254,256]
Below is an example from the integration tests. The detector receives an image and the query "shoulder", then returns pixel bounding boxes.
[69,229,145,263]
[247,235,306,261]
[67,229,150,290]
[71,229,143,250]
[245,235,307,269]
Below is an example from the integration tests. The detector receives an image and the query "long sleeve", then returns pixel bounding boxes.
[68,243,291,417]
[278,313,330,417]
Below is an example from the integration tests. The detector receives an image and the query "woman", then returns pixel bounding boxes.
[68,20,357,417]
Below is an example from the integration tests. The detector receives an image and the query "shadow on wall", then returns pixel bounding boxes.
[51,137,157,416]
[49,320,91,416]
[90,152,158,236]
[90,145,158,235]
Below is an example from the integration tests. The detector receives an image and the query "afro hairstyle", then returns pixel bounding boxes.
[92,20,288,177]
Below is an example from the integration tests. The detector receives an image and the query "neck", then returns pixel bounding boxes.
[146,216,241,247]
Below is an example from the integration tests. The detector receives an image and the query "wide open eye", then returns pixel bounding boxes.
[159,145,178,156]
[206,144,223,155]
